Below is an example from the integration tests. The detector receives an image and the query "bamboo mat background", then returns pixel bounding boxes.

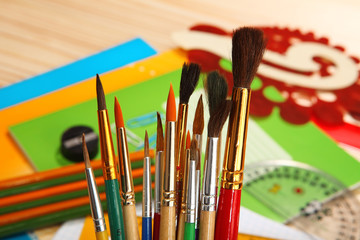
[1,0,360,87]
[1,0,360,239]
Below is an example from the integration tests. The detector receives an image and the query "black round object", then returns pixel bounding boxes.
[60,126,99,162]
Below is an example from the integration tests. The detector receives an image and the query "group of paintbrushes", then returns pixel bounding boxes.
[84,27,266,240]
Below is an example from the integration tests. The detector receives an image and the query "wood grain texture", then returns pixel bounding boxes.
[199,210,215,240]
[1,0,360,87]
[159,205,176,240]
[123,204,140,240]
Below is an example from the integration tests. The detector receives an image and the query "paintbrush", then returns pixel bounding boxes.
[204,71,228,194]
[176,63,201,219]
[159,84,177,240]
[82,134,108,240]
[177,131,191,240]
[214,28,266,240]
[153,112,164,240]
[96,74,125,240]
[184,139,198,240]
[142,131,152,240]
[200,100,231,240]
[192,95,204,240]
[114,97,140,240]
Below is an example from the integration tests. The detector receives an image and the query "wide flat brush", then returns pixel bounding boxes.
[153,112,164,240]
[142,131,152,240]
[96,74,125,240]
[215,28,266,240]
[199,100,231,240]
[176,63,201,219]
[115,97,140,240]
[82,134,108,240]
[159,84,177,240]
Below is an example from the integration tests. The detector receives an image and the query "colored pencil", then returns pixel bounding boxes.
[96,74,125,240]
[115,97,140,240]
[82,134,108,240]
[215,28,266,240]
[159,84,177,240]
[0,150,153,198]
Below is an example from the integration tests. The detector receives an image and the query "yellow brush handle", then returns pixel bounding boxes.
[159,205,176,240]
[123,204,140,240]
[95,230,109,240]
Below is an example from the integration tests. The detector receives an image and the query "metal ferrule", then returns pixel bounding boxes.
[186,160,196,223]
[202,137,219,211]
[154,151,163,213]
[162,121,176,207]
[143,156,152,218]
[195,169,201,228]
[85,168,107,232]
[176,104,188,180]
[116,127,135,206]
[180,149,191,214]
[97,110,117,180]
[221,87,251,190]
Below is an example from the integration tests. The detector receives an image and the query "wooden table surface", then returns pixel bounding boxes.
[1,0,360,239]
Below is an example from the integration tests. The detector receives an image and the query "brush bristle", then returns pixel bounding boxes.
[208,100,232,137]
[180,63,201,104]
[96,74,107,110]
[166,84,177,122]
[144,131,149,157]
[114,97,125,128]
[192,95,204,135]
[190,139,198,161]
[232,27,266,88]
[205,71,228,115]
[82,133,91,169]
[156,112,164,152]
[186,130,191,149]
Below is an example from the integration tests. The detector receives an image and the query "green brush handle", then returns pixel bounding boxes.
[0,160,146,198]
[184,222,196,240]
[105,179,125,240]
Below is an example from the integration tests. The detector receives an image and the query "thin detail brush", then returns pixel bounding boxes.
[82,134,108,240]
[115,97,140,240]
[154,112,164,240]
[142,131,152,240]
[159,84,177,240]
[96,74,125,240]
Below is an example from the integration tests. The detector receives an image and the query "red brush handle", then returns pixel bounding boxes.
[153,212,161,240]
[214,188,242,240]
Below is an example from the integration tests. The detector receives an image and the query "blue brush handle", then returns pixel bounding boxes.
[142,217,152,240]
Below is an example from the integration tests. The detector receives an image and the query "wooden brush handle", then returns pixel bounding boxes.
[199,211,215,240]
[159,205,176,240]
[176,211,185,240]
[123,204,140,240]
